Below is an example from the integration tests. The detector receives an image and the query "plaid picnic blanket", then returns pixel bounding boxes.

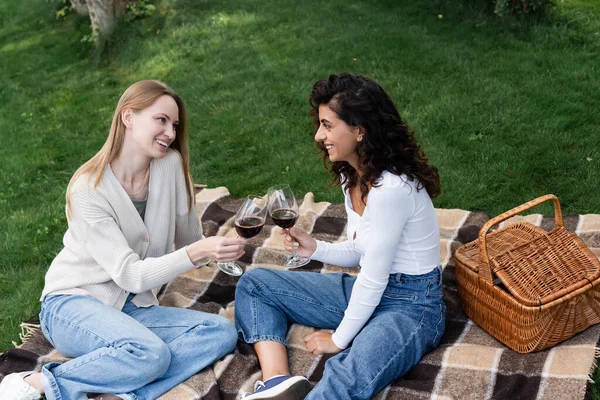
[2,187,599,400]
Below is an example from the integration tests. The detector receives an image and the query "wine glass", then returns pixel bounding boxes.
[267,184,310,268]
[217,195,268,276]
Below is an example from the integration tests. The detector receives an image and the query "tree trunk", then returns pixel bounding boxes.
[69,0,89,16]
[71,0,128,36]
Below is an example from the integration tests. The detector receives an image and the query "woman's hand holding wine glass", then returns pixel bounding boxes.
[281,228,316,259]
[189,187,313,272]
[267,184,311,268]
[186,236,247,264]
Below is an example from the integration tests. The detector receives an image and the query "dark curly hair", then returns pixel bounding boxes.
[309,72,441,202]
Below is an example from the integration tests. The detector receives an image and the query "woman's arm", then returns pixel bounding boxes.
[284,229,361,267]
[311,239,361,267]
[70,190,244,293]
[331,185,414,349]
[70,191,197,293]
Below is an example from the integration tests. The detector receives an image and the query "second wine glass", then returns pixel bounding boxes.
[267,184,310,268]
[217,195,268,276]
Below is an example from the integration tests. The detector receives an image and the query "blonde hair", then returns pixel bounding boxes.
[66,80,194,218]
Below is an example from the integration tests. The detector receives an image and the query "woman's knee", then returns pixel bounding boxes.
[237,268,267,292]
[219,317,239,353]
[208,314,237,350]
[236,268,283,298]
[184,314,238,358]
[118,337,171,383]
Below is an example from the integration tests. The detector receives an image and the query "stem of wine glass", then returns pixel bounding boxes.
[291,241,300,261]
[285,228,298,260]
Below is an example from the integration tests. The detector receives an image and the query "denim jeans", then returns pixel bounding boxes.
[235,266,446,400]
[39,293,238,400]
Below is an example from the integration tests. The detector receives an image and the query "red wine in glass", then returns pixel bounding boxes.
[235,216,265,238]
[217,195,268,276]
[270,209,298,229]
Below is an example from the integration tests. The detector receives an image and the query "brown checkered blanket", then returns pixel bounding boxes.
[2,187,599,399]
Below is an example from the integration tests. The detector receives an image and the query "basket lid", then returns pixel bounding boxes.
[489,225,600,306]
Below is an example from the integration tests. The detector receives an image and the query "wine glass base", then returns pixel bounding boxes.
[284,256,310,269]
[217,262,243,276]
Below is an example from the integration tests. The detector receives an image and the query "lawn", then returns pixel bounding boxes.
[1,0,599,393]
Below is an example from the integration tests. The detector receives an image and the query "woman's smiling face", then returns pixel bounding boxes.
[123,94,180,159]
[314,104,363,169]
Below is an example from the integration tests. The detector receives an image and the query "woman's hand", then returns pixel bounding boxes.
[304,331,343,355]
[281,227,317,258]
[186,236,247,264]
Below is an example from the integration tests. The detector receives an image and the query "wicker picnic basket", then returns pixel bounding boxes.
[455,194,600,353]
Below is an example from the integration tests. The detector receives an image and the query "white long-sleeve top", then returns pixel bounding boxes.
[41,149,208,310]
[311,171,440,349]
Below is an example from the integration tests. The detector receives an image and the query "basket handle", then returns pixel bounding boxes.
[477,194,564,283]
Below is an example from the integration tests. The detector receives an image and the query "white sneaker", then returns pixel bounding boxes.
[0,372,42,400]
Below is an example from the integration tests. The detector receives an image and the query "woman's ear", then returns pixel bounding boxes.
[122,109,133,129]
[356,126,365,142]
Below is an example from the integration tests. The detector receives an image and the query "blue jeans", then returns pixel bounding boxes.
[39,294,238,400]
[235,266,446,400]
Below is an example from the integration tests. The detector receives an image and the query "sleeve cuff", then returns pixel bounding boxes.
[171,247,197,271]
[182,244,210,267]
[311,240,328,260]
[331,331,349,350]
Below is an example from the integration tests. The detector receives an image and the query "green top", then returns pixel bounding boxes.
[131,196,148,221]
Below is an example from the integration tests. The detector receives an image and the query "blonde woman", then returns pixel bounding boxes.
[0,80,246,400]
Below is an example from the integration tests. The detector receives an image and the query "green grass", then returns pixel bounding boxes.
[1,0,599,392]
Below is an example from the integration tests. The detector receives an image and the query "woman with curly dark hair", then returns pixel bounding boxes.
[236,73,445,399]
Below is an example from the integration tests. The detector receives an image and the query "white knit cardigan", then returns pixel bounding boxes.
[41,149,208,310]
